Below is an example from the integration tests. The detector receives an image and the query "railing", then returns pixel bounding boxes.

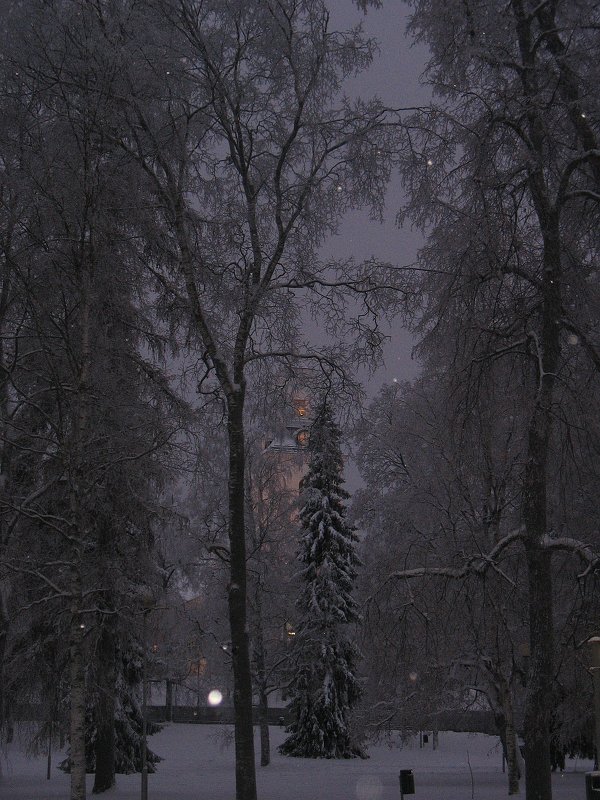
[146,705,291,725]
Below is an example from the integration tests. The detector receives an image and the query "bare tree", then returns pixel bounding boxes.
[366,2,600,797]
[0,4,182,797]
[102,2,404,797]
[354,377,530,793]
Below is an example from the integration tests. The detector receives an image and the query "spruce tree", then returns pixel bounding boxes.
[59,637,162,782]
[280,399,363,759]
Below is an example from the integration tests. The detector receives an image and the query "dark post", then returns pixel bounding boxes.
[165,679,173,723]
[47,720,53,780]
[399,769,415,799]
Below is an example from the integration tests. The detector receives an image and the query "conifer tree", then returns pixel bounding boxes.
[280,399,363,759]
[58,637,162,783]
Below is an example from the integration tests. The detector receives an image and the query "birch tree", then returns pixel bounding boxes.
[353,2,600,797]
[354,377,529,793]
[105,3,403,797]
[355,365,600,796]
[0,4,180,797]
[245,439,299,768]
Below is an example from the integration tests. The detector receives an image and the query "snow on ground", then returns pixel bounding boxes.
[0,723,594,800]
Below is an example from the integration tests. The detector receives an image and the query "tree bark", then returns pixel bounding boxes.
[70,592,87,800]
[520,218,561,800]
[510,10,562,792]
[0,593,9,741]
[248,543,270,768]
[523,546,554,800]
[253,606,270,767]
[92,621,116,794]
[499,678,521,795]
[258,688,270,768]
[0,318,13,746]
[227,393,257,800]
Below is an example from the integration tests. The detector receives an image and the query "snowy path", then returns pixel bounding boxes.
[1,724,593,799]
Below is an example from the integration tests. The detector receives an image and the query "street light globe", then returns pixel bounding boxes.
[207,689,223,707]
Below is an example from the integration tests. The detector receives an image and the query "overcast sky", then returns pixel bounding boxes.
[321,1,431,392]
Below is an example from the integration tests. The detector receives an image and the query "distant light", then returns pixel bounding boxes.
[426,159,433,166]
[208,689,223,706]
[581,113,587,118]
[296,430,309,447]
[79,623,85,629]
[392,378,398,383]
[336,185,343,192]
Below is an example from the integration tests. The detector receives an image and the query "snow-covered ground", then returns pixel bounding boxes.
[1,723,594,799]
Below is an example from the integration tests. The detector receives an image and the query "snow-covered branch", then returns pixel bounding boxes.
[541,535,600,577]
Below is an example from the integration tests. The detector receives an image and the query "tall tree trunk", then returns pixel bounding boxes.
[508,10,562,785]
[253,601,270,767]
[0,325,13,746]
[175,194,257,800]
[257,687,270,768]
[92,620,116,794]
[499,677,520,795]
[70,587,87,800]
[69,241,92,800]
[227,394,257,800]
[0,593,9,741]
[523,546,554,800]
[520,217,561,800]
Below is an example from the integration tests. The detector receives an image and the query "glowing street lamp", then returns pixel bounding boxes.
[208,689,223,707]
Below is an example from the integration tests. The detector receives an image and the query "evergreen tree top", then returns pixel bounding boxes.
[297,397,360,624]
[300,400,348,500]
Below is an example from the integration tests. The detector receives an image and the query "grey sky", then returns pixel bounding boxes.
[321,1,431,392]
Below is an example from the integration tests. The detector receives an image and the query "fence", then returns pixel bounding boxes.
[147,705,291,725]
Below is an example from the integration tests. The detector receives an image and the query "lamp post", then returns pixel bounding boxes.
[588,636,600,771]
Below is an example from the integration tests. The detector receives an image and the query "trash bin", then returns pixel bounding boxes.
[586,772,600,799]
[399,769,415,797]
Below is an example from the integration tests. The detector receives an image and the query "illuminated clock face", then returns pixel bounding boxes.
[296,429,309,447]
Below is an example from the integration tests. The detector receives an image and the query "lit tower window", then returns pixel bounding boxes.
[296,429,309,448]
